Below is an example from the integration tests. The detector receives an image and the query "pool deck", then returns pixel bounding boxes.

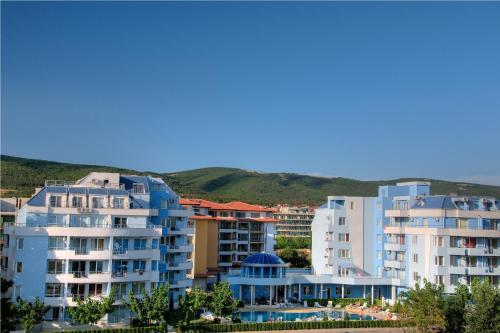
[239,306,392,320]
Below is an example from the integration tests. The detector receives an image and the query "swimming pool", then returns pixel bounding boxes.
[237,310,377,322]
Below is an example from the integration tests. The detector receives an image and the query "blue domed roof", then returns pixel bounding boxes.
[242,253,285,266]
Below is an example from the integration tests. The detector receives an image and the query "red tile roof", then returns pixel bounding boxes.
[225,201,273,212]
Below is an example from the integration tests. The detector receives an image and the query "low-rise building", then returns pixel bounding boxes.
[180,199,278,289]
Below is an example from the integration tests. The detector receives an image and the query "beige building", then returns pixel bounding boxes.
[180,199,278,289]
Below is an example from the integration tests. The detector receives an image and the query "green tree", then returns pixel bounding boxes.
[125,284,170,326]
[179,288,207,325]
[465,278,500,333]
[14,297,49,330]
[207,282,238,317]
[67,289,115,326]
[400,279,446,333]
[278,248,310,268]
[1,279,19,333]
[444,284,470,333]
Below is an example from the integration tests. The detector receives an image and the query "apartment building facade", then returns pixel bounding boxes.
[227,182,500,305]
[273,206,315,237]
[180,199,277,289]
[2,172,192,324]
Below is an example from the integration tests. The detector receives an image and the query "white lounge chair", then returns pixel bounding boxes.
[326,301,333,308]
[314,302,322,308]
[303,300,308,307]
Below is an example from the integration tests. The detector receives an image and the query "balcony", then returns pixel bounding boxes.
[169,244,193,253]
[384,260,406,269]
[166,261,193,271]
[72,271,88,279]
[384,243,406,252]
[74,248,89,255]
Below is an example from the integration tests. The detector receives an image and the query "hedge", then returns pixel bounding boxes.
[304,298,369,307]
[181,320,404,332]
[48,326,164,333]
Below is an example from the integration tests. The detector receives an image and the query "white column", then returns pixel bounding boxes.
[298,283,302,301]
[269,286,273,305]
[371,285,374,305]
[363,285,366,299]
[315,284,318,298]
[391,286,396,305]
[251,285,255,305]
[320,283,323,299]
[239,285,243,301]
[284,285,288,302]
[275,286,278,303]
[341,284,345,299]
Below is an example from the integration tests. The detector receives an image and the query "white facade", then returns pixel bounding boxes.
[2,172,193,324]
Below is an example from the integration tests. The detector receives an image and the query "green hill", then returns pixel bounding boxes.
[2,155,500,205]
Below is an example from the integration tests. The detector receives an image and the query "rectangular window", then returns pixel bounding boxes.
[89,261,104,274]
[434,256,444,266]
[251,213,260,218]
[14,285,21,298]
[413,272,419,282]
[88,283,103,296]
[338,233,350,242]
[338,249,351,259]
[413,253,418,263]
[92,197,104,208]
[433,236,444,247]
[16,262,23,273]
[133,184,145,194]
[17,238,24,250]
[72,196,83,208]
[48,215,65,226]
[49,196,62,208]
[133,260,146,272]
[113,217,127,228]
[47,260,65,274]
[91,238,105,251]
[338,217,346,226]
[151,260,158,271]
[151,183,163,192]
[457,219,468,229]
[45,283,64,297]
[48,237,67,250]
[132,282,146,295]
[350,201,355,210]
[435,275,444,285]
[134,239,147,250]
[113,197,125,209]
[338,267,349,277]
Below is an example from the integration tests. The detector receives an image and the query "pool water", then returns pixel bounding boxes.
[237,310,377,322]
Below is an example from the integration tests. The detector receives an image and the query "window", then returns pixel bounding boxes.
[338,233,350,242]
[132,282,146,295]
[133,184,145,194]
[338,217,346,226]
[338,267,349,277]
[151,260,158,271]
[113,217,127,228]
[91,238,105,251]
[413,253,418,263]
[413,272,419,282]
[47,260,65,274]
[92,197,104,208]
[88,284,103,296]
[338,249,351,259]
[48,215,65,226]
[134,239,147,250]
[133,260,146,272]
[16,262,23,273]
[72,196,83,208]
[160,200,169,209]
[151,183,163,192]
[113,197,124,209]
[17,238,24,250]
[112,283,127,299]
[457,219,468,229]
[49,196,62,207]
[435,275,444,285]
[434,256,444,266]
[251,213,260,218]
[350,201,355,210]
[433,236,444,247]
[14,285,21,298]
[89,261,104,274]
[152,239,159,249]
[45,283,64,297]
[48,237,67,250]
[303,286,312,295]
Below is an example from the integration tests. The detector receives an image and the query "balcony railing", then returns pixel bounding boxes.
[74,248,89,255]
[72,271,87,278]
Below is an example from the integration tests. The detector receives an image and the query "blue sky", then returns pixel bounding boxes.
[2,2,500,184]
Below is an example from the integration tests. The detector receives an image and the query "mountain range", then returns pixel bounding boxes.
[2,155,500,206]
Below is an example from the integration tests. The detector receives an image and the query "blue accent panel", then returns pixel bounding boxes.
[242,253,284,265]
[26,188,47,207]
